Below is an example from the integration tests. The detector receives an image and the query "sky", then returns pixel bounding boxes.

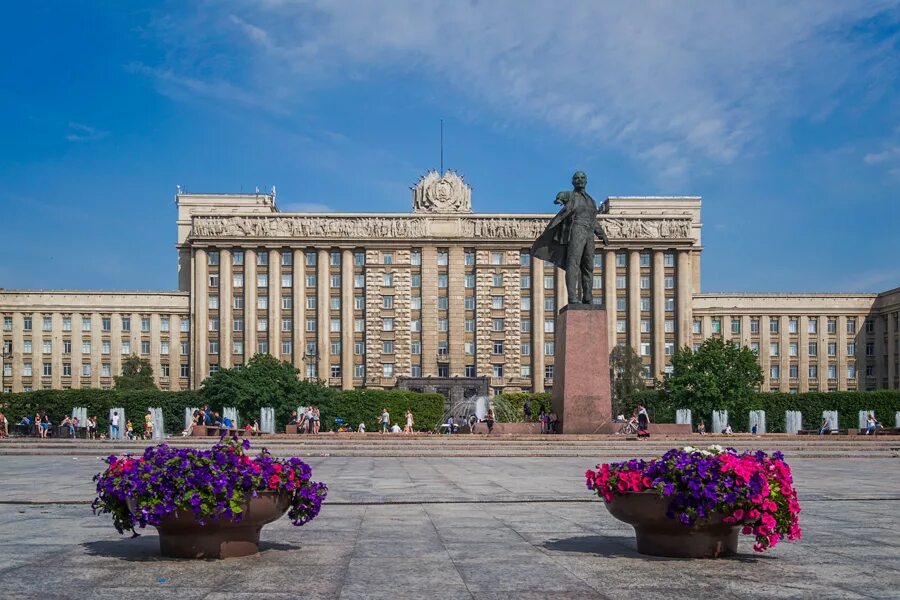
[1,1,898,294]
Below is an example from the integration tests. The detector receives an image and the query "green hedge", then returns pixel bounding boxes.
[492,392,552,422]
[0,387,446,434]
[624,390,900,432]
[0,389,201,434]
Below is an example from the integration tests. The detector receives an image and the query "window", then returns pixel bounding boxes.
[827,318,837,334]
[232,250,244,265]
[281,296,293,310]
[282,274,293,288]
[464,296,476,310]
[827,342,837,357]
[62,363,71,377]
[383,273,394,287]
[257,318,268,332]
[381,252,393,265]
[181,342,190,355]
[492,274,503,287]
[160,341,169,355]
[464,251,475,265]
[81,363,90,377]
[438,341,448,356]
[544,319,555,333]
[808,365,818,379]
[492,318,505,332]
[546,275,556,289]
[788,318,798,334]
[520,342,531,356]
[808,318,818,334]
[356,296,366,310]
[808,342,818,357]
[281,251,292,266]
[750,318,759,334]
[282,318,293,332]
[305,252,317,266]
[257,340,268,354]
[209,340,219,354]
[492,364,504,378]
[180,318,190,332]
[180,364,190,378]
[3,316,12,331]
[437,251,449,266]
[63,339,71,353]
[492,341,504,355]
[640,342,651,356]
[847,318,857,334]
[544,298,556,311]
[616,320,626,333]
[82,340,92,354]
[233,273,244,288]
[827,364,837,379]
[866,342,874,356]
[23,339,32,354]
[208,251,220,265]
[330,318,341,332]
[664,252,675,267]
[121,340,133,354]
[160,317,170,332]
[410,319,421,332]
[465,274,475,288]
[409,250,421,266]
[439,274,449,289]
[492,296,504,309]
[520,252,531,266]
[520,297,531,311]
[711,319,721,334]
[770,365,780,379]
[330,297,341,310]
[382,364,395,377]
[209,273,219,288]
[769,318,779,333]
[544,341,555,356]
[465,342,475,355]
[383,318,394,331]
[847,365,857,378]
[462,318,474,332]
[615,252,626,268]
[729,318,740,334]
[593,252,603,268]
[640,276,650,290]
[639,252,650,267]
[42,340,52,354]
[354,364,365,378]
[769,343,779,357]
[665,342,675,356]
[354,251,366,266]
[616,276,626,289]
[520,275,531,289]
[257,251,268,266]
[410,364,422,377]
[545,364,555,379]
[208,296,219,310]
[847,342,856,355]
[438,319,449,332]
[42,362,52,377]
[692,320,701,334]
[257,296,268,310]
[330,274,341,288]
[307,275,317,287]
[305,342,317,356]
[665,297,675,312]
[789,364,798,378]
[640,319,651,333]
[789,342,798,356]
[233,318,244,331]
[491,252,503,265]
[410,341,421,355]
[327,364,341,379]
[330,251,341,266]
[520,365,532,377]
[306,319,317,332]
[80,316,91,332]
[461,364,475,377]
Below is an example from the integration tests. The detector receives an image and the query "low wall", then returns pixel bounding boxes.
[647,423,693,434]
[470,422,542,435]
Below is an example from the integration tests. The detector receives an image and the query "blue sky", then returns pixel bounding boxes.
[1,1,898,293]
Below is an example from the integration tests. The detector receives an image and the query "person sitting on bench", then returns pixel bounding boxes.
[819,418,832,435]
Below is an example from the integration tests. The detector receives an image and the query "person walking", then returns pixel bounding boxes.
[636,404,650,438]
[404,410,414,434]
[110,411,120,439]
[380,408,390,434]
[523,400,532,421]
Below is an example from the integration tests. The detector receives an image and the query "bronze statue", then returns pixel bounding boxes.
[531,171,609,305]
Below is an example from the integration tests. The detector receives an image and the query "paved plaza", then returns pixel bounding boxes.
[0,449,898,599]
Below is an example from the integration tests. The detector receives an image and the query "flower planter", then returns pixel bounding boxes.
[128,491,291,558]
[605,491,739,558]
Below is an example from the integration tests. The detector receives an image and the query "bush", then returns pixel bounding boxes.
[492,392,552,422]
[319,389,445,432]
[0,389,201,434]
[627,389,900,432]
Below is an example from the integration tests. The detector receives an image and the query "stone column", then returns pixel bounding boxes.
[220,249,232,369]
[448,246,465,375]
[779,315,790,392]
[759,314,770,389]
[317,249,330,382]
[50,313,62,388]
[556,267,568,309]
[150,313,161,387]
[799,316,809,393]
[194,248,208,388]
[604,249,616,351]
[531,256,545,393]
[652,251,665,378]
[270,248,282,359]
[818,315,828,390]
[628,250,640,351]
[293,249,305,372]
[888,312,897,389]
[244,249,257,361]
[341,249,354,389]
[420,246,437,376]
[676,250,691,349]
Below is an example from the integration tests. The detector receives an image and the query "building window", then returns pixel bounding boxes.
[209,273,219,288]
[827,342,837,357]
[789,342,798,356]
[491,252,503,265]
[383,318,395,331]
[808,365,818,379]
[330,365,341,379]
[465,364,476,377]
[141,341,151,354]
[382,252,393,265]
[257,340,269,354]
[280,251,292,266]
[616,320,626,333]
[827,318,837,334]
[410,319,421,332]
[180,364,190,378]
[80,316,91,332]
[544,341,555,356]
[492,296,504,309]
[330,251,341,266]
[640,342,651,356]
[180,318,190,332]
[437,251,449,266]
[329,318,341,332]
[521,342,531,356]
[545,365,555,379]
[439,274,449,288]
[383,364,395,377]
[847,318,857,334]
[770,365,780,379]
[354,251,366,266]
[233,273,244,288]
[438,319,448,332]
[383,273,394,287]
[438,341,449,356]
[711,319,721,334]
[232,250,244,265]
[544,319,555,333]
[256,318,267,332]
[257,251,268,266]
[616,252,626,268]
[692,320,701,334]
[331,274,341,288]
[664,342,675,356]
[464,251,475,266]
[770,342,779,357]
[208,296,219,310]
[80,363,90,377]
[640,319,651,333]
[730,318,740,334]
[160,341,169,354]
[330,297,341,310]
[257,296,268,310]
[410,365,422,377]
[520,275,531,289]
[808,342,817,357]
[520,365,532,377]
[664,252,675,267]
[847,365,856,379]
[354,364,365,378]
[410,341,421,355]
[847,342,856,355]
[827,364,837,379]
[788,318,798,334]
[492,274,503,287]
[750,318,759,334]
[808,318,818,334]
[209,340,219,355]
[769,318,779,333]
[410,250,421,266]
[640,276,650,290]
[639,252,650,267]
[181,341,190,355]
[492,318,505,332]
[520,252,531,266]
[520,297,531,311]
[281,274,293,288]
[464,274,475,288]
[665,297,675,312]
[465,319,475,332]
[789,364,798,378]
[354,274,367,289]
[616,276,626,289]
[492,341,504,355]
[492,364,504,378]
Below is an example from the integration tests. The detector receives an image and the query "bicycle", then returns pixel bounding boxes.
[619,419,639,435]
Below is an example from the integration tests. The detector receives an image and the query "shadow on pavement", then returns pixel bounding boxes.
[541,535,775,563]
[81,537,303,561]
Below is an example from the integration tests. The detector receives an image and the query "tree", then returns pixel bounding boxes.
[199,353,330,426]
[609,345,644,417]
[661,338,763,419]
[114,354,157,390]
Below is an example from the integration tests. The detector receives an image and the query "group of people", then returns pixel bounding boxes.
[536,405,559,434]
[288,407,321,434]
[185,405,260,435]
[375,408,415,434]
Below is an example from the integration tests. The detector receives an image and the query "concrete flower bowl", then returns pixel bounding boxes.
[129,491,291,559]
[605,491,739,558]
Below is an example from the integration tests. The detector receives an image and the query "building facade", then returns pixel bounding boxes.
[2,171,898,395]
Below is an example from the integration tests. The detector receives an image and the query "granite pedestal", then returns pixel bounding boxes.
[551,304,613,434]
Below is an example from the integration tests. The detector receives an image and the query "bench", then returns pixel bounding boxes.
[191,425,247,437]
[797,429,847,435]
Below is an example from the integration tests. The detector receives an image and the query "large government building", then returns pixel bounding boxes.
[2,171,899,396]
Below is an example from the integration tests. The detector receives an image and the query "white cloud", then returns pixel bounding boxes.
[65,122,108,142]
[146,1,900,180]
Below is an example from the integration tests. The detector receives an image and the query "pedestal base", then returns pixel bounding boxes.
[551,304,612,434]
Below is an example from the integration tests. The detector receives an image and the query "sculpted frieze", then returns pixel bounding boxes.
[190,215,692,241]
